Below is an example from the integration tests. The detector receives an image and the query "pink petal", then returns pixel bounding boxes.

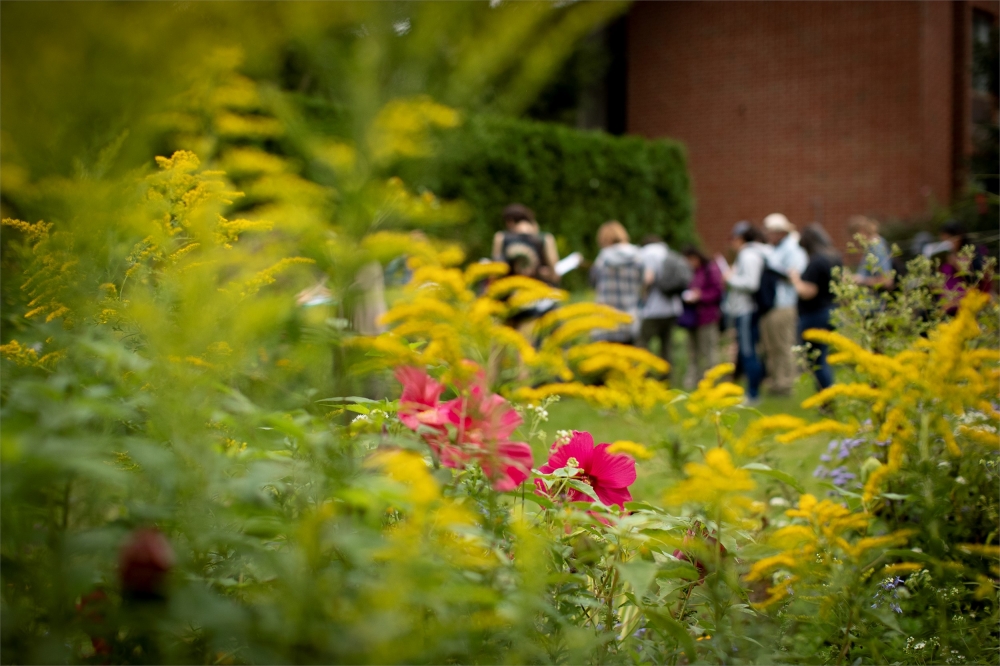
[545,431,596,472]
[484,441,534,491]
[395,366,444,407]
[594,484,632,509]
[591,444,637,488]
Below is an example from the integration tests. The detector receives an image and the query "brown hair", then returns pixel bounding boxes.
[502,203,535,226]
[597,221,629,248]
[847,215,877,236]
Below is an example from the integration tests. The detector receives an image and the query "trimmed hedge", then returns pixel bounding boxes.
[411,114,696,263]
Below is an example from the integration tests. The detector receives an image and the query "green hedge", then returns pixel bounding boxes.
[411,114,696,263]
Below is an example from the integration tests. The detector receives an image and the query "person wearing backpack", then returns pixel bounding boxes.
[591,221,650,344]
[638,235,688,373]
[723,221,771,404]
[759,213,808,397]
[491,203,560,285]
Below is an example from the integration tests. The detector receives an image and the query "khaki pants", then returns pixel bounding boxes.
[684,323,720,390]
[760,306,798,394]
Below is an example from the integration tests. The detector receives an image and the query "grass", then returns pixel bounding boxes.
[525,325,837,505]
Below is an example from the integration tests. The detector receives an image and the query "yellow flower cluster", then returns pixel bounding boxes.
[681,363,744,429]
[368,95,461,164]
[2,218,74,325]
[0,340,63,370]
[606,440,654,460]
[734,414,807,456]
[803,290,999,502]
[354,264,545,381]
[365,449,495,569]
[747,494,913,611]
[378,177,471,228]
[663,448,757,523]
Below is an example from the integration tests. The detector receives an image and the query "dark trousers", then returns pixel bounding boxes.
[798,307,834,391]
[734,313,764,399]
[639,316,676,375]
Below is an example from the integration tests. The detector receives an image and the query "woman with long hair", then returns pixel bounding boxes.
[788,222,842,391]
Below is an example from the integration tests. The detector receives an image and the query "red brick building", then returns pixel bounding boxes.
[626,1,999,251]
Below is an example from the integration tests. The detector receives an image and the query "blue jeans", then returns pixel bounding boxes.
[798,308,834,390]
[735,313,764,399]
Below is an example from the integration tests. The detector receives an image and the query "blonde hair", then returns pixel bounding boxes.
[597,221,629,248]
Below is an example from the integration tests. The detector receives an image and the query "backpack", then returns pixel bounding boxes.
[656,249,693,296]
[501,232,547,279]
[754,266,784,317]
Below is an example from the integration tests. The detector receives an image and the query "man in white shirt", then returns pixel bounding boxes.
[760,213,808,397]
[638,235,683,374]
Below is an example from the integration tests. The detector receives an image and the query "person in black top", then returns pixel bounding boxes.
[789,222,842,390]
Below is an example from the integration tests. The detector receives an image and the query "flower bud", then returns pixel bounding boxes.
[119,528,175,599]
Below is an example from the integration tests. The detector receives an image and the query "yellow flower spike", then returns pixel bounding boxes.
[606,440,654,460]
[463,261,509,286]
[366,449,440,506]
[801,383,882,409]
[880,562,923,577]
[958,426,1000,448]
[775,419,857,444]
[663,448,756,522]
[735,414,807,456]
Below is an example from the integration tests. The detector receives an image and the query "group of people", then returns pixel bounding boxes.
[492,204,845,397]
[585,214,842,397]
[491,203,992,401]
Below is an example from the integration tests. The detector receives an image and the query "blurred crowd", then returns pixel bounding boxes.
[488,204,995,402]
[323,201,994,401]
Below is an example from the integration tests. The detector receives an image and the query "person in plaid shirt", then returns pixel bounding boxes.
[590,221,651,344]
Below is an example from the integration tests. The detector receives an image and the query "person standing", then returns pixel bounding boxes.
[848,215,893,289]
[679,246,723,389]
[638,235,684,372]
[760,213,808,397]
[591,221,649,344]
[789,223,842,391]
[723,222,771,404]
[491,203,560,285]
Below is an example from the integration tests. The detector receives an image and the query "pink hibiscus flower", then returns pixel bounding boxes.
[535,431,636,508]
[395,366,446,431]
[394,366,533,490]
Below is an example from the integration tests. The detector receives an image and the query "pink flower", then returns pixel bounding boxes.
[394,366,533,490]
[395,366,446,431]
[535,431,636,508]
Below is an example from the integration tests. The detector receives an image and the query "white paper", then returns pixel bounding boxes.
[555,252,583,276]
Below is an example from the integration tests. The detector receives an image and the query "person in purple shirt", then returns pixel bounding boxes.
[679,245,723,389]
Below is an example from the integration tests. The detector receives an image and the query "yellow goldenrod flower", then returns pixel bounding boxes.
[663,448,756,522]
[606,440,654,460]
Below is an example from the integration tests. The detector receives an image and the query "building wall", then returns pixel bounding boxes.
[627,1,958,251]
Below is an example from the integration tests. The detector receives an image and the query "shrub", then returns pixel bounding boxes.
[407,114,696,262]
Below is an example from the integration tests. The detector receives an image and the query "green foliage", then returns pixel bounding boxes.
[407,114,696,263]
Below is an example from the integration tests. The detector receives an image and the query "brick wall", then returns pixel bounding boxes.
[627,1,958,252]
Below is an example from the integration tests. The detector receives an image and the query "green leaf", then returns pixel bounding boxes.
[625,501,663,513]
[617,559,657,597]
[742,462,806,493]
[522,493,555,509]
[643,608,697,662]
[345,404,370,415]
[655,560,700,581]
[565,479,600,502]
[316,396,378,404]
[879,493,911,501]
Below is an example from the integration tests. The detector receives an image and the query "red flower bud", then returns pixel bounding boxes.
[119,528,175,599]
